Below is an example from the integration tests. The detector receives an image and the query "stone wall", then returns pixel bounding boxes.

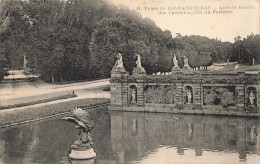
[110,71,260,116]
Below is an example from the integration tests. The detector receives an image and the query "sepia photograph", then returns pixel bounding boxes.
[0,0,259,163]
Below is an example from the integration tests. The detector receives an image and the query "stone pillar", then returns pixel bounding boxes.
[110,65,128,108]
[193,84,202,107]
[137,81,145,106]
[236,85,245,111]
[122,83,128,107]
[256,84,260,112]
[110,83,122,107]
[111,66,127,78]
[176,83,183,109]
[132,65,146,106]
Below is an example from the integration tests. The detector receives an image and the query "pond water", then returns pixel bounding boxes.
[0,108,259,164]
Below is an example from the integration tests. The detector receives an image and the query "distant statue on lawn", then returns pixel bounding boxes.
[62,108,96,159]
[115,53,124,67]
[136,54,142,67]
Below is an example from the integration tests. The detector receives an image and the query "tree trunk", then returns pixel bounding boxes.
[238,50,241,63]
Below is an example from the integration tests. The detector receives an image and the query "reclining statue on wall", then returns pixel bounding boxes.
[136,54,142,67]
[171,54,180,71]
[182,55,191,70]
[114,53,124,67]
[132,53,146,75]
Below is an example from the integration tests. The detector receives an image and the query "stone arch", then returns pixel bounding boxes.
[129,85,138,104]
[184,85,193,104]
[246,86,257,107]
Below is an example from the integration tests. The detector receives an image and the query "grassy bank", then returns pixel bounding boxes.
[0,98,110,127]
[0,92,77,110]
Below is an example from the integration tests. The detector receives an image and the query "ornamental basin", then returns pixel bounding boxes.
[0,107,259,163]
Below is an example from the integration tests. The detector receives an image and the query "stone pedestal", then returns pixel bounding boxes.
[111,66,127,78]
[69,148,96,160]
[182,65,191,71]
[132,66,146,76]
[171,66,181,72]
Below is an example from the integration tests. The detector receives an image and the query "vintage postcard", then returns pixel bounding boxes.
[0,0,259,163]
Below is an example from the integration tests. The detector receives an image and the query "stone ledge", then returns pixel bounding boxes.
[110,106,260,117]
[0,98,110,127]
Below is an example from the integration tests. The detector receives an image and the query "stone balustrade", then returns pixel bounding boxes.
[110,66,260,116]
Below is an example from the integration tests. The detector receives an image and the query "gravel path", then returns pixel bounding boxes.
[0,79,110,103]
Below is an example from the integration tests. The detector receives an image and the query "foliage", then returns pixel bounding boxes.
[1,0,115,82]
[215,87,236,106]
[0,0,258,83]
[231,34,260,64]
[203,86,236,107]
[89,8,172,76]
[145,86,175,104]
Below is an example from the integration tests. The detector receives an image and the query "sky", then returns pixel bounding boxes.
[110,0,260,42]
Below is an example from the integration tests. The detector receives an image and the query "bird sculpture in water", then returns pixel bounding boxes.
[62,107,96,159]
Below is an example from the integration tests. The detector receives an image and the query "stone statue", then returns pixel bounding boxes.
[183,56,191,70]
[183,56,189,67]
[62,108,96,159]
[171,54,180,72]
[131,88,136,103]
[132,53,146,75]
[114,53,124,67]
[249,90,256,107]
[136,54,142,67]
[173,54,178,67]
[186,90,192,104]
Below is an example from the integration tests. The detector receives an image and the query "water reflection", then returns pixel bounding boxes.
[110,111,260,163]
[0,109,259,163]
[0,118,75,164]
[70,159,94,164]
